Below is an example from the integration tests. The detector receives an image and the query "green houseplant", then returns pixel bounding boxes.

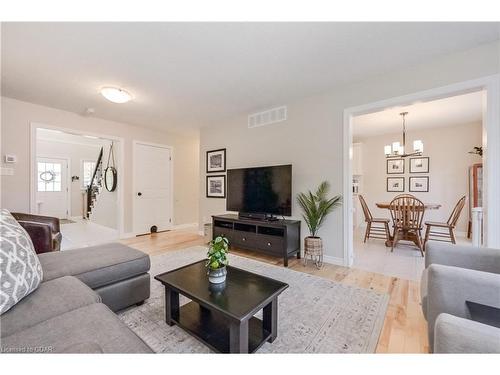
[297,181,342,268]
[206,235,229,283]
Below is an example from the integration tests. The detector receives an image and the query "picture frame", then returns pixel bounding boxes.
[206,148,226,173]
[387,177,405,192]
[206,175,226,198]
[409,176,429,192]
[410,157,429,173]
[386,159,405,174]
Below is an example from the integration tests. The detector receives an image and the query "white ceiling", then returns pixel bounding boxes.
[352,91,484,138]
[2,22,499,135]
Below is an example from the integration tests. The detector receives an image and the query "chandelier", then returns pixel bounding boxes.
[384,112,423,159]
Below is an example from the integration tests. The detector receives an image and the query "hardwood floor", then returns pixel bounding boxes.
[121,229,429,353]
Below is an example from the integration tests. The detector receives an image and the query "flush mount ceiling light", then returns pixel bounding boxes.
[100,87,132,104]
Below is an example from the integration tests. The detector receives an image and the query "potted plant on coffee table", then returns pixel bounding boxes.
[297,181,342,269]
[206,235,229,284]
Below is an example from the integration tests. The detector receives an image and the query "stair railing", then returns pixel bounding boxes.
[86,147,104,218]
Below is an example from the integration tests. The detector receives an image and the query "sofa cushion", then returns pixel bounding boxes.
[0,209,43,315]
[38,242,150,289]
[421,268,428,319]
[0,303,153,353]
[1,276,100,337]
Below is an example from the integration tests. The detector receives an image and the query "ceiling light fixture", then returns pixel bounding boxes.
[100,87,132,104]
[384,112,423,159]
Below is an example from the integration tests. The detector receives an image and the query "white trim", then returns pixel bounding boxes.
[37,135,104,148]
[132,140,174,235]
[35,155,71,219]
[30,122,125,237]
[172,222,198,230]
[343,74,500,267]
[323,255,345,266]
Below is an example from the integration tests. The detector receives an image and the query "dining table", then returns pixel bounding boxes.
[375,201,442,247]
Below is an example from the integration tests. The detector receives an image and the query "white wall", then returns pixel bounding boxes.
[199,41,500,263]
[1,97,200,233]
[356,122,482,233]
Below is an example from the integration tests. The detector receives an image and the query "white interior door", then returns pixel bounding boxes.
[134,143,172,235]
[36,157,69,219]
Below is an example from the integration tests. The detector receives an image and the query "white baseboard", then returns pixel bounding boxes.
[172,222,198,230]
[323,255,346,266]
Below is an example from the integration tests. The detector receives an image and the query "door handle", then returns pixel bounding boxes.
[137,192,142,196]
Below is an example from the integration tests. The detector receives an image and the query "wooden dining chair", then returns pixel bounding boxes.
[358,195,390,243]
[389,195,426,256]
[424,195,466,248]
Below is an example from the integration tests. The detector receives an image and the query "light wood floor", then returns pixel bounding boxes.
[121,229,429,354]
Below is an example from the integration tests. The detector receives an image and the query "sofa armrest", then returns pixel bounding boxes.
[434,313,500,353]
[425,242,500,274]
[426,264,500,350]
[17,221,53,254]
[12,212,61,234]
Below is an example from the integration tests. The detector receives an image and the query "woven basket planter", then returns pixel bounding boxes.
[303,236,323,269]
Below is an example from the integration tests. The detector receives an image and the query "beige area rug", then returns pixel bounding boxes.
[119,246,389,353]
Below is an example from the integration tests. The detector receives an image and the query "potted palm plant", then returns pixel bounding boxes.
[297,181,342,268]
[206,235,229,284]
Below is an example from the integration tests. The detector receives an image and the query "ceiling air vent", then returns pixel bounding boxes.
[248,106,287,128]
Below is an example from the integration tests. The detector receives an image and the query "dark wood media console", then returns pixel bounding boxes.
[212,214,301,267]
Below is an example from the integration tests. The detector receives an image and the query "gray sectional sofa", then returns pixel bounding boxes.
[1,242,153,353]
[421,242,500,353]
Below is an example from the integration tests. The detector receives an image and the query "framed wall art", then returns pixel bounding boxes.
[386,159,405,174]
[409,176,429,192]
[206,175,226,198]
[410,157,429,173]
[387,177,405,192]
[206,148,226,173]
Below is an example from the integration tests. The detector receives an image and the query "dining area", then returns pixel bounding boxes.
[353,193,468,281]
[359,194,466,256]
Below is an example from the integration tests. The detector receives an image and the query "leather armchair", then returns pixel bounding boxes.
[11,212,62,254]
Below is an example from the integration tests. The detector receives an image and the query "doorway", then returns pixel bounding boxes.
[350,92,482,280]
[36,156,70,219]
[30,123,124,249]
[343,75,500,270]
[133,141,173,235]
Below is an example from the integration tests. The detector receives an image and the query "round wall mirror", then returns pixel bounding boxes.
[104,166,117,192]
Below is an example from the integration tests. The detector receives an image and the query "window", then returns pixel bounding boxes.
[37,162,62,192]
[82,160,96,188]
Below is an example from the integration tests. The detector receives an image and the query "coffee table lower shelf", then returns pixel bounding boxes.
[172,301,272,353]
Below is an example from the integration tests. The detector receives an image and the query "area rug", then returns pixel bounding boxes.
[118,246,389,353]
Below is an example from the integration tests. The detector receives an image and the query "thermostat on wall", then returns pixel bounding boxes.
[4,155,17,163]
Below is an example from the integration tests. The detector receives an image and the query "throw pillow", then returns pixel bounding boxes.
[0,209,43,314]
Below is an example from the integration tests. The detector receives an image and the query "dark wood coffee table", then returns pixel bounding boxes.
[154,260,289,353]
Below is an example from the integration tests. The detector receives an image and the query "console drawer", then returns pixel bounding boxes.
[231,232,257,247]
[254,235,284,255]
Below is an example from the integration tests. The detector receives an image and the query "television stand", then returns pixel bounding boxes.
[212,214,301,267]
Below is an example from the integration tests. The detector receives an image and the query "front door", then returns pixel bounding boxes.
[36,157,69,219]
[133,143,172,235]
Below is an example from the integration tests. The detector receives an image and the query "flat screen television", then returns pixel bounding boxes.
[226,164,292,216]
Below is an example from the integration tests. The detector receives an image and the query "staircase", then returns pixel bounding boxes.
[86,147,104,219]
